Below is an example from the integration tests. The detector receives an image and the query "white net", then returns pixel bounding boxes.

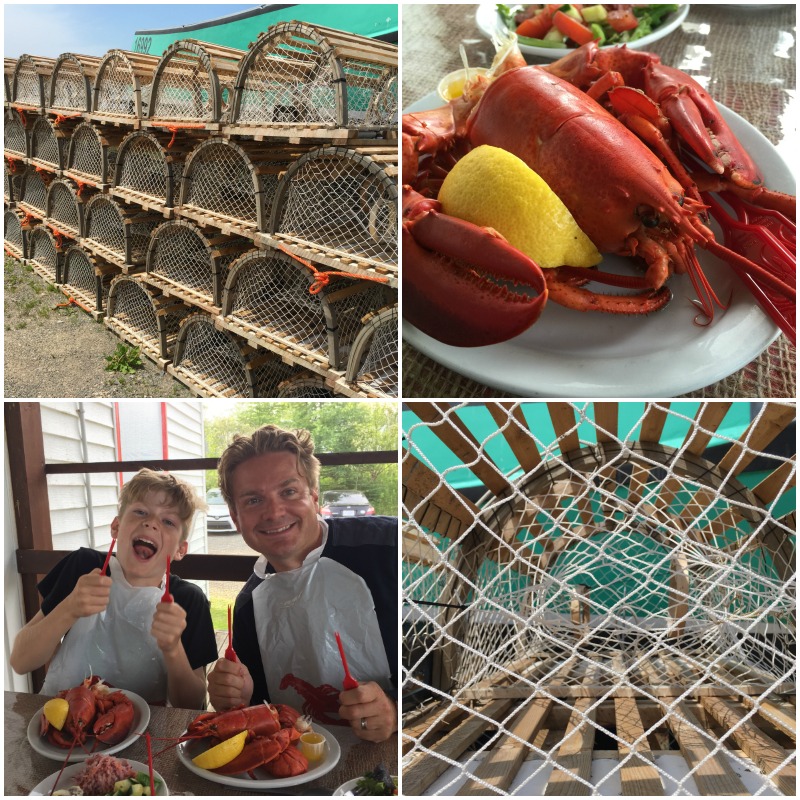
[4,209,26,257]
[19,167,49,216]
[26,225,58,281]
[50,55,90,112]
[30,118,62,169]
[402,402,796,797]
[13,56,45,107]
[346,304,398,398]
[116,133,169,202]
[46,180,81,238]
[5,111,28,157]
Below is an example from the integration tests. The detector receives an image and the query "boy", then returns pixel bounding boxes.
[11,469,217,708]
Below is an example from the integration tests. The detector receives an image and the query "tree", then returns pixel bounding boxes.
[203,402,398,515]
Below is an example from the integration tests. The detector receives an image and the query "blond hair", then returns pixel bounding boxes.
[218,425,320,504]
[119,469,205,541]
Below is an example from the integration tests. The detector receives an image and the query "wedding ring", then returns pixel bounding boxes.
[360,717,368,731]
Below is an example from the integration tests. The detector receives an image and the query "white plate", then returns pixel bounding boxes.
[29,758,168,796]
[476,4,690,59]
[28,689,150,763]
[403,93,793,397]
[177,722,341,789]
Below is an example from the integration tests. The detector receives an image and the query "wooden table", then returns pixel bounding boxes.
[402,3,797,399]
[5,691,398,796]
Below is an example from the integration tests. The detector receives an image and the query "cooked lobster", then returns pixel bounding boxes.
[403,41,796,347]
[40,676,135,749]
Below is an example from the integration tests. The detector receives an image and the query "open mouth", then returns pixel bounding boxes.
[133,537,158,560]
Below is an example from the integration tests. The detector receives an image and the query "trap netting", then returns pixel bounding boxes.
[92,50,159,122]
[170,313,299,398]
[270,145,398,269]
[46,178,84,239]
[231,21,398,130]
[83,194,160,268]
[4,110,29,158]
[49,53,101,114]
[4,208,27,259]
[26,224,60,282]
[4,58,16,102]
[345,304,398,398]
[12,54,56,110]
[402,402,796,797]
[29,115,69,171]
[221,248,392,371]
[18,167,50,217]
[148,40,244,123]
[65,122,120,188]
[61,244,114,315]
[106,275,190,362]
[114,130,186,208]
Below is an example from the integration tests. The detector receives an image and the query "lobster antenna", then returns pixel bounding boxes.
[459,43,471,83]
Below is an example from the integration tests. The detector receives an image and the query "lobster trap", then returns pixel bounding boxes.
[345,303,398,398]
[11,54,57,111]
[4,109,29,159]
[46,178,91,239]
[402,402,796,796]
[17,165,52,218]
[60,243,117,317]
[63,121,122,190]
[4,208,28,260]
[4,157,24,205]
[220,247,393,371]
[82,193,162,269]
[25,223,63,282]
[144,219,252,311]
[230,21,398,136]
[29,114,78,173]
[168,312,299,397]
[178,137,303,236]
[276,373,336,398]
[48,52,102,115]
[147,39,246,126]
[105,274,191,365]
[91,49,160,125]
[269,145,398,275]
[113,128,198,213]
[4,57,16,103]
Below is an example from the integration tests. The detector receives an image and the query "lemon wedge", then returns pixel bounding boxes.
[191,730,247,770]
[43,698,70,731]
[438,145,601,269]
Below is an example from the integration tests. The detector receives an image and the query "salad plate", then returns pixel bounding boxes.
[476,3,690,59]
[403,93,792,398]
[177,722,341,789]
[27,690,150,763]
[29,759,168,796]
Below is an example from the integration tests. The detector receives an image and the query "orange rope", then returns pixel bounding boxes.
[6,157,21,173]
[49,225,66,248]
[53,113,82,127]
[55,295,93,314]
[276,243,390,295]
[162,123,207,148]
[21,212,37,228]
[13,106,27,126]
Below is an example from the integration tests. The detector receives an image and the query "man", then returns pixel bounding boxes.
[207,424,397,742]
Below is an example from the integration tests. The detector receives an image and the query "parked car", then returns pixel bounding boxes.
[206,488,236,533]
[320,490,375,518]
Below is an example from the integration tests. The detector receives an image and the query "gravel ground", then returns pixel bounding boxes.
[4,256,193,398]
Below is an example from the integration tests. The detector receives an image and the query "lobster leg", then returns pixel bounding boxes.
[404,189,548,347]
[93,691,135,745]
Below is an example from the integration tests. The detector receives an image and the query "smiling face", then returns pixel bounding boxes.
[112,489,188,587]
[228,450,321,572]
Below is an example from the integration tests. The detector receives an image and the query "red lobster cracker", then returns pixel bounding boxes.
[403,40,796,347]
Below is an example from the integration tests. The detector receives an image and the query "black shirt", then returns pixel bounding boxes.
[232,515,398,705]
[38,547,218,672]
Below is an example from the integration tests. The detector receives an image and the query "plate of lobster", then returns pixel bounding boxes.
[403,57,796,397]
[176,702,341,789]
[28,679,150,763]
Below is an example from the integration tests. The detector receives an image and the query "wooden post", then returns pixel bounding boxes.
[5,402,53,691]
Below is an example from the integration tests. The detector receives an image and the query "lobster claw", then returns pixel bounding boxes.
[403,188,548,347]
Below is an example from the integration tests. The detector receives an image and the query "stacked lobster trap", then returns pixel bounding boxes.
[4,21,398,398]
[402,402,796,796]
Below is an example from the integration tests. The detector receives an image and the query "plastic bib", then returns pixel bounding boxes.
[41,557,167,702]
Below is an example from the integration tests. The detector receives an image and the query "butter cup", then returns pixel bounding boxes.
[300,731,326,761]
